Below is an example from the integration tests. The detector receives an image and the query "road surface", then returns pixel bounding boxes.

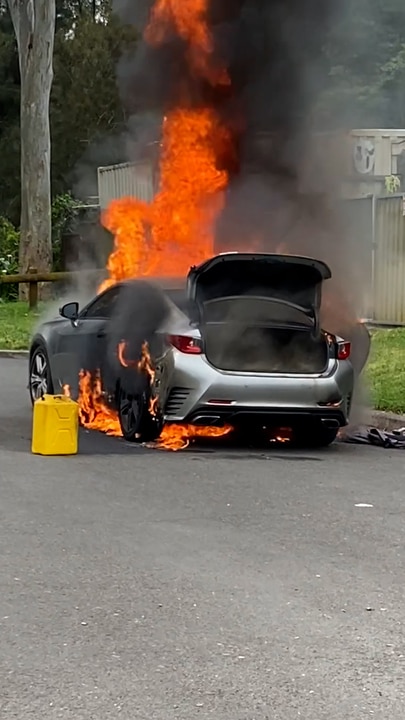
[0,356,404,719]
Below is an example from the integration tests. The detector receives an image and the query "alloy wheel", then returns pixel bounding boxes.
[119,391,142,439]
[30,349,49,402]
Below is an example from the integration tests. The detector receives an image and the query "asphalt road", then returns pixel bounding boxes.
[1,357,405,719]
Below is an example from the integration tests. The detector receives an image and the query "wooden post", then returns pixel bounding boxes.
[28,267,38,310]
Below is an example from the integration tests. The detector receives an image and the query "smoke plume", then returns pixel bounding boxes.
[111,0,371,397]
[107,279,171,394]
[113,0,364,320]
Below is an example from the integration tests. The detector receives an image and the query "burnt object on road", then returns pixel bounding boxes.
[342,427,405,448]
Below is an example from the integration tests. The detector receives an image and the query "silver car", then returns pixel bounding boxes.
[28,252,361,447]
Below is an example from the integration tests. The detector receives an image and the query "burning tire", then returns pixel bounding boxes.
[29,344,54,405]
[117,384,162,443]
[107,279,170,379]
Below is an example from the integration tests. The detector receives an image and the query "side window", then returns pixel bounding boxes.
[81,286,121,319]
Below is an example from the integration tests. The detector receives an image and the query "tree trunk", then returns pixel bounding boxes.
[7,0,55,297]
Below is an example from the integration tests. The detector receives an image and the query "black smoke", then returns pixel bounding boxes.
[108,0,374,428]
[107,279,171,394]
[114,0,367,352]
[114,0,348,266]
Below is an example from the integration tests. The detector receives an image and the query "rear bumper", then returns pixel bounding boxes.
[182,406,347,429]
[163,352,354,426]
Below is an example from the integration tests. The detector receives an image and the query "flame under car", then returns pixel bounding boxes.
[28,253,364,448]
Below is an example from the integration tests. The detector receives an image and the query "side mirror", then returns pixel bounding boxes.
[59,301,79,322]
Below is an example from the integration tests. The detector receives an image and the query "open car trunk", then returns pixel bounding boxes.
[201,297,329,373]
[187,253,332,374]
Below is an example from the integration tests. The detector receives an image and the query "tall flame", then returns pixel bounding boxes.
[100,108,230,291]
[99,0,231,291]
[76,0,235,449]
[144,0,230,87]
[77,371,122,437]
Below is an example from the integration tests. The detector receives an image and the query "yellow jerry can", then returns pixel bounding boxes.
[31,394,79,456]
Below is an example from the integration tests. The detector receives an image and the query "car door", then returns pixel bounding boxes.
[52,285,122,395]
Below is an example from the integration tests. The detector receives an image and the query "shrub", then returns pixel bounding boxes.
[0,194,84,300]
[0,218,19,301]
[52,192,83,271]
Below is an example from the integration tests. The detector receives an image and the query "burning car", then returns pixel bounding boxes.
[28,252,363,448]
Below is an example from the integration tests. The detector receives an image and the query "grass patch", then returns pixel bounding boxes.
[0,301,41,350]
[366,328,405,415]
[0,301,405,414]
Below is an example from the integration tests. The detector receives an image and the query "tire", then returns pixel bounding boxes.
[295,425,339,448]
[108,280,170,373]
[117,385,162,443]
[29,344,54,405]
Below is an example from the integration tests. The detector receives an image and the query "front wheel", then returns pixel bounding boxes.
[29,345,54,405]
[117,386,162,443]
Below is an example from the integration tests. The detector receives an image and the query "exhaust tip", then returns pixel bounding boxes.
[191,415,222,426]
[320,418,340,429]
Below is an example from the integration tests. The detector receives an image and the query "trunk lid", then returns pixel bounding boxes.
[187,252,331,326]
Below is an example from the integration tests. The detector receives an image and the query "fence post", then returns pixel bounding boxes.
[371,194,376,322]
[28,267,38,310]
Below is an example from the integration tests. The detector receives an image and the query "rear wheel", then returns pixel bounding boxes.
[117,385,162,443]
[296,425,339,448]
[29,344,54,404]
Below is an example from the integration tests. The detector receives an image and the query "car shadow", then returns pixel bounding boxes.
[77,426,345,459]
[0,410,351,459]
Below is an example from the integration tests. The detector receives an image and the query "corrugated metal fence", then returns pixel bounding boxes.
[97,161,156,209]
[97,160,405,325]
[374,196,405,324]
[345,194,405,325]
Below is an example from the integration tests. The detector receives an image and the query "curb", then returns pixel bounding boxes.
[366,409,405,432]
[0,349,29,359]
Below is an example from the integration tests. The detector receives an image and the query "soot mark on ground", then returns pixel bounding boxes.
[271,455,324,462]
[193,452,325,462]
[78,431,338,458]
[78,432,148,456]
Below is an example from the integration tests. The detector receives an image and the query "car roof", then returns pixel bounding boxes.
[119,276,186,291]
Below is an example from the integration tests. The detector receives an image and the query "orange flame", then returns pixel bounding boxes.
[100,108,230,290]
[98,0,231,292]
[63,367,233,451]
[137,341,155,387]
[86,0,235,446]
[153,423,233,451]
[78,371,122,437]
[117,341,132,368]
[70,365,232,451]
[269,427,293,444]
[117,340,157,416]
[144,0,230,87]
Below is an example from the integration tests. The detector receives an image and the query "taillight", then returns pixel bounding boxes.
[167,335,202,354]
[337,341,351,360]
